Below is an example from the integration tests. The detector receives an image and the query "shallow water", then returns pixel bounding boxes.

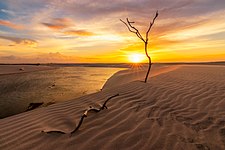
[0,67,124,118]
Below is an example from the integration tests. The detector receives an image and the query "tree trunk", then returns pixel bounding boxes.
[144,42,152,83]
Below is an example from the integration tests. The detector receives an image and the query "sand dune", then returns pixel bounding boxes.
[0,65,225,150]
[102,64,180,89]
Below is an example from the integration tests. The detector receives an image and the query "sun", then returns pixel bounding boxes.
[128,53,145,63]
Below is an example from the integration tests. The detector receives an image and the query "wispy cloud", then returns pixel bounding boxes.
[0,19,23,30]
[41,18,95,37]
[0,0,224,63]
[42,17,73,30]
[0,36,38,47]
[42,22,66,30]
[1,9,15,16]
[64,30,94,36]
[41,17,94,36]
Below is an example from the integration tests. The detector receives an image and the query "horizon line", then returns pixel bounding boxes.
[0,61,225,65]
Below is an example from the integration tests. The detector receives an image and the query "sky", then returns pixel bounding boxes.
[0,0,225,63]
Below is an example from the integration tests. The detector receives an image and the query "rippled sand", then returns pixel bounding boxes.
[0,65,225,149]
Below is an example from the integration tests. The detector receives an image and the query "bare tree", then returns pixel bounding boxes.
[120,11,158,83]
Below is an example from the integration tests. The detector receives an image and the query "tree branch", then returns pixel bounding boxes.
[120,19,136,34]
[146,10,158,43]
[120,18,145,43]
[126,18,145,42]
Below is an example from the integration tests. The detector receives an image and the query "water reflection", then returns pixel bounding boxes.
[0,67,124,118]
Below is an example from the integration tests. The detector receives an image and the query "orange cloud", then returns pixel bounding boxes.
[42,18,94,36]
[0,19,23,30]
[53,18,73,24]
[64,30,94,36]
[42,18,73,30]
[20,39,38,47]
[42,23,66,30]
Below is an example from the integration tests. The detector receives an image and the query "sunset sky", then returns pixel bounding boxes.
[0,0,225,63]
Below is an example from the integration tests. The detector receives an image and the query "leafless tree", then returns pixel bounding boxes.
[120,11,158,83]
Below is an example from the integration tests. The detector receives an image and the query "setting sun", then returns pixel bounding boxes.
[128,54,145,63]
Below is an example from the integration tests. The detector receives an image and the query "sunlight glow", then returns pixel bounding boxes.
[128,53,145,63]
[0,1,225,63]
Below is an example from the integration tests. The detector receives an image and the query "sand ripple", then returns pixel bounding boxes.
[0,65,225,149]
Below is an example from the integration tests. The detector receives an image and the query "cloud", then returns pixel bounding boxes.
[64,30,94,36]
[0,36,38,47]
[35,52,76,62]
[20,39,38,47]
[1,0,225,63]
[1,9,15,16]
[42,17,73,30]
[0,19,24,30]
[42,23,66,30]
[41,17,94,36]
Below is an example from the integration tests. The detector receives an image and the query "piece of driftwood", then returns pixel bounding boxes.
[42,94,119,135]
[70,93,119,135]
[100,93,119,110]
[70,109,88,134]
[42,109,89,135]
[26,102,44,111]
[41,130,66,134]
[19,68,24,71]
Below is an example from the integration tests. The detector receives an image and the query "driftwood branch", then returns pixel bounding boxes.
[26,102,43,111]
[70,93,119,135]
[100,93,119,110]
[70,110,88,134]
[42,94,119,135]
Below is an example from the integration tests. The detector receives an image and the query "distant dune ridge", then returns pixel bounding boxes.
[0,65,225,149]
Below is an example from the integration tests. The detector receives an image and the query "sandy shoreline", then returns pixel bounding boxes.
[0,64,225,149]
[0,65,56,76]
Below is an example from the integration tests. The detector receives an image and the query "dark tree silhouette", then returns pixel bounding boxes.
[120,11,158,83]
